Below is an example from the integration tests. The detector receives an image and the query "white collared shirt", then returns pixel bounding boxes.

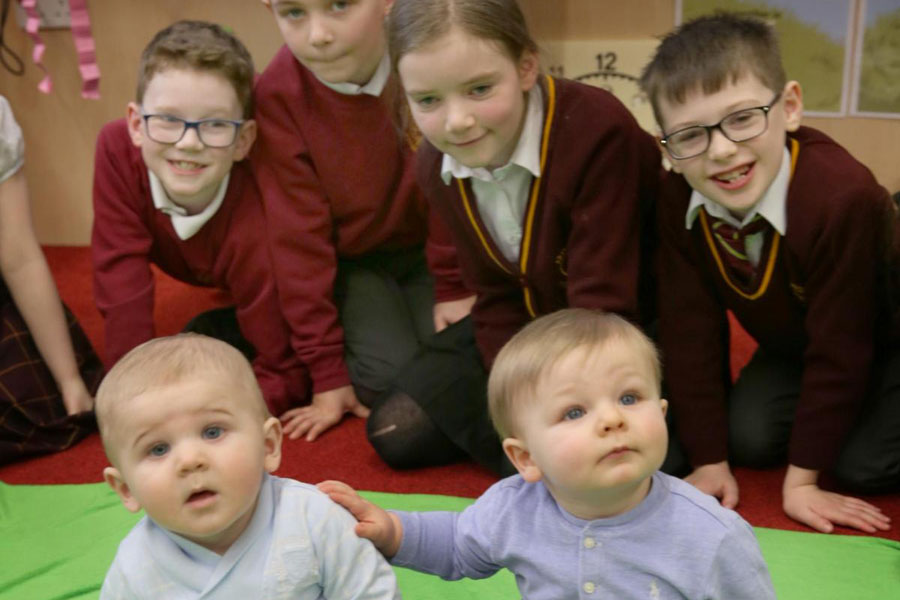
[685,147,791,267]
[315,53,390,97]
[440,85,544,263]
[149,171,229,241]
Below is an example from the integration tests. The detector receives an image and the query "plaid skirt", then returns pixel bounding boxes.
[0,282,103,465]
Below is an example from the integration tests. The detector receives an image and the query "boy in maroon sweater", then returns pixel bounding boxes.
[641,14,898,533]
[254,0,471,443]
[92,21,308,416]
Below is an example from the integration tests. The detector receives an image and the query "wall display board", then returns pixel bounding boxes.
[851,0,900,118]
[678,0,854,116]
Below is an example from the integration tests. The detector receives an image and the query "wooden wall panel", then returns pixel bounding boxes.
[0,0,282,244]
[0,0,897,244]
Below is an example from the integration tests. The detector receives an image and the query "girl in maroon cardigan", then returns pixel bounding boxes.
[367,0,661,472]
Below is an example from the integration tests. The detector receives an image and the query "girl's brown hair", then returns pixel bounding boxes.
[387,0,537,71]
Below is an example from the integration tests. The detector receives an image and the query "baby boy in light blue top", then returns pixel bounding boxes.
[97,333,399,599]
[322,308,774,599]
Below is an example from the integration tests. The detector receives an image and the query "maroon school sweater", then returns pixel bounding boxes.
[419,75,661,365]
[658,126,898,470]
[253,46,466,393]
[91,119,309,415]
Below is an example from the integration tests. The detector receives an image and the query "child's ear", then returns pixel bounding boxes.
[502,437,542,483]
[232,119,257,162]
[125,102,144,148]
[517,50,540,92]
[262,416,283,474]
[660,398,668,417]
[781,81,803,132]
[104,466,142,513]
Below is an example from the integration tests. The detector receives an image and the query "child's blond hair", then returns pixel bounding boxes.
[488,308,661,439]
[95,334,267,461]
[640,13,786,129]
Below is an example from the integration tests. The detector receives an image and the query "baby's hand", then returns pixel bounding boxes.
[317,480,404,558]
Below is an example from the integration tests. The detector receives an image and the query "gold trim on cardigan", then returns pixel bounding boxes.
[698,138,799,301]
[455,74,557,317]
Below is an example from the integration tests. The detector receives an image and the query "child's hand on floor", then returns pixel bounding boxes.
[280,386,370,442]
[782,465,891,534]
[60,377,94,415]
[318,480,404,558]
[685,461,740,509]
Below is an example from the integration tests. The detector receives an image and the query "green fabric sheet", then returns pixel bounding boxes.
[1,482,897,599]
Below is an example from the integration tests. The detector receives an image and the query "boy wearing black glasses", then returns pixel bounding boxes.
[641,13,898,534]
[92,21,309,417]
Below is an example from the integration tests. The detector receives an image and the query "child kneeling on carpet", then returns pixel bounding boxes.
[321,309,775,599]
[642,13,897,534]
[96,334,399,599]
[91,20,308,418]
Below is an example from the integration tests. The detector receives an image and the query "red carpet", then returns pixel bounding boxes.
[1,246,896,541]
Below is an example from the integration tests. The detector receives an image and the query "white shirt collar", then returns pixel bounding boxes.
[149,170,229,240]
[316,53,390,97]
[440,84,544,185]
[685,146,791,234]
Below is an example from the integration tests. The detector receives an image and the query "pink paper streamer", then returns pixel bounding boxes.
[20,0,52,93]
[17,0,101,98]
[68,0,100,99]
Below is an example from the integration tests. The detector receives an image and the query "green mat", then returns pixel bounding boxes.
[1,482,897,599]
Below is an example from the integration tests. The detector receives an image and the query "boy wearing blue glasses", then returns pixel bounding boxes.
[92,21,309,417]
[641,13,899,534]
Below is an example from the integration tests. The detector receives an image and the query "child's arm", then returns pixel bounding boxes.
[425,206,475,332]
[253,109,367,442]
[0,171,93,414]
[91,122,157,365]
[781,465,890,534]
[320,479,503,581]
[317,480,404,557]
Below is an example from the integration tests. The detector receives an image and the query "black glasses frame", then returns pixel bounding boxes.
[660,92,782,160]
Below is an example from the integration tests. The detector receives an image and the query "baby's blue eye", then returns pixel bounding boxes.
[470,84,492,97]
[203,426,224,440]
[563,407,585,421]
[331,0,349,11]
[620,394,638,406]
[148,443,169,457]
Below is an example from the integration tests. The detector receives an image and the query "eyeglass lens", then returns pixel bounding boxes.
[666,108,769,159]
[145,115,239,148]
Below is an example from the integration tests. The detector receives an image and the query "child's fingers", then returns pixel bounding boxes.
[317,480,356,495]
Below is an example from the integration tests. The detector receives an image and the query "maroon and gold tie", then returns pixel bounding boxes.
[710,215,771,286]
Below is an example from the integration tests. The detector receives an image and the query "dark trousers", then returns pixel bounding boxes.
[663,347,900,493]
[334,247,435,404]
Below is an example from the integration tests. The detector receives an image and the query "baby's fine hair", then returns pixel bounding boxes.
[95,334,267,454]
[387,0,537,72]
[488,309,662,439]
[136,20,255,119]
[639,13,786,129]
